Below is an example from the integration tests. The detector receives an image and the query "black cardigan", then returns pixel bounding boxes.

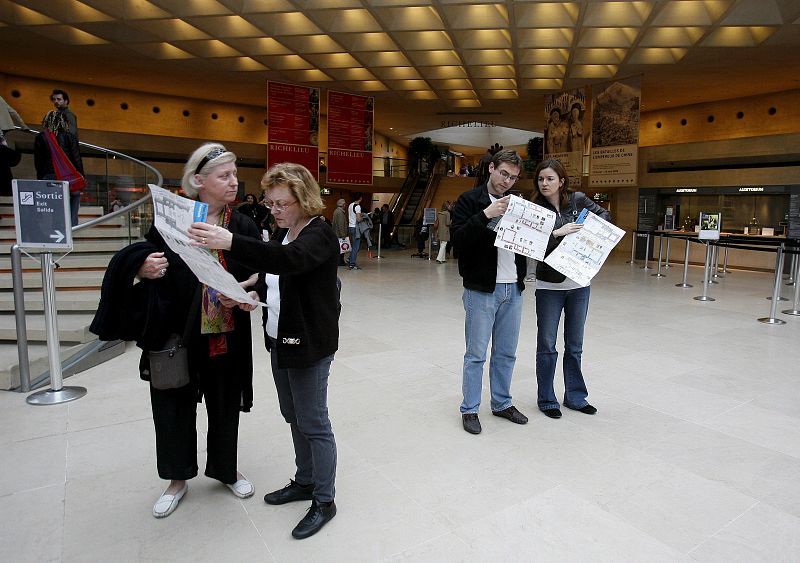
[228,216,340,369]
[450,182,527,293]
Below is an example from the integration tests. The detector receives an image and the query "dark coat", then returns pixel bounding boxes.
[0,144,21,196]
[450,182,527,293]
[228,216,340,369]
[534,191,612,283]
[90,211,261,410]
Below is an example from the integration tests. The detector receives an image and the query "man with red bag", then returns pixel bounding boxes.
[34,110,85,226]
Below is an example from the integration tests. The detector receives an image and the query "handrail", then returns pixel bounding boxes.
[12,126,158,232]
[10,125,163,392]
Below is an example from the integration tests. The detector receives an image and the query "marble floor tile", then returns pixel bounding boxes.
[1,254,799,562]
[689,502,800,563]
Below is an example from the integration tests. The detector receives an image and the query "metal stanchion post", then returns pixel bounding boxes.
[723,246,730,274]
[767,243,789,300]
[759,244,787,324]
[785,253,796,286]
[676,237,693,288]
[374,224,383,259]
[641,232,653,270]
[27,253,87,405]
[651,234,665,277]
[693,242,715,301]
[709,244,719,283]
[712,243,724,279]
[11,245,32,392]
[627,231,636,264]
[664,237,671,269]
[782,250,800,316]
[428,234,432,261]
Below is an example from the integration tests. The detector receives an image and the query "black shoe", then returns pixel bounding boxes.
[264,480,314,505]
[541,408,562,419]
[292,499,336,539]
[492,405,528,424]
[462,413,482,434]
[577,404,597,415]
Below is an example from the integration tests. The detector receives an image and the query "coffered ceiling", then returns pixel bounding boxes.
[2,0,800,151]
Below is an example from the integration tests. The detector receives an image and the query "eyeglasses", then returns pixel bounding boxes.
[496,169,520,183]
[265,200,298,212]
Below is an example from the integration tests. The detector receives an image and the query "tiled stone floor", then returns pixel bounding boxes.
[2,248,799,562]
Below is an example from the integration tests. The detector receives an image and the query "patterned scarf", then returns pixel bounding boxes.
[200,206,235,357]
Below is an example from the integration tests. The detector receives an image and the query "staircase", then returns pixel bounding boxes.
[0,197,142,389]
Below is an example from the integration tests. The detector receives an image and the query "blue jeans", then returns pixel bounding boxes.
[270,345,337,503]
[535,286,591,410]
[348,227,360,267]
[460,284,522,414]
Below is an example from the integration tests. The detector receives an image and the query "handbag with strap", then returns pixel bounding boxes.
[148,285,201,390]
[43,130,86,193]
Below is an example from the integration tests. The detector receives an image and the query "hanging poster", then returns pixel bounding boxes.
[267,81,320,179]
[543,88,586,190]
[327,90,374,185]
[589,76,641,187]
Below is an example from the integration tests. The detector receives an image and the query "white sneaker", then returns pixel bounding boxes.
[226,477,255,499]
[153,483,188,518]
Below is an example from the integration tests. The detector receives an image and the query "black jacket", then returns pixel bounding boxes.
[0,144,21,196]
[535,191,611,283]
[228,216,340,369]
[90,211,260,410]
[451,182,526,293]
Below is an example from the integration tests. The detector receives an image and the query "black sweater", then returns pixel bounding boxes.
[229,216,340,369]
[451,182,527,293]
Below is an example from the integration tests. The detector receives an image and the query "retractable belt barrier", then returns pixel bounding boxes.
[638,231,800,325]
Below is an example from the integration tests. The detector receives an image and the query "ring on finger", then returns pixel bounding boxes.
[159,268,166,277]
[201,237,207,245]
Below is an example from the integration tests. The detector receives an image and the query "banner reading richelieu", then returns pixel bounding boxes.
[326,90,374,185]
[267,81,320,179]
[589,77,641,187]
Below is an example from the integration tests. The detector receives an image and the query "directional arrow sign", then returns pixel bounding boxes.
[12,180,74,251]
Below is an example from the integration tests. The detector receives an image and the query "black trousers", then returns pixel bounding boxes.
[149,353,242,484]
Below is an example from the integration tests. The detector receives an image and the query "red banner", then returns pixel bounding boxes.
[326,90,373,185]
[267,81,319,179]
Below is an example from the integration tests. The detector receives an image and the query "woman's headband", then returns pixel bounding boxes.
[194,147,226,175]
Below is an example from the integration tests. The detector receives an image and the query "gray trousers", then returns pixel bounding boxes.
[269,342,337,503]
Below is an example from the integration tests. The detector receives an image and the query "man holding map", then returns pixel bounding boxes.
[451,149,529,435]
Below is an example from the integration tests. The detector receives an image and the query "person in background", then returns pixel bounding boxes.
[435,201,451,263]
[531,158,610,419]
[33,110,84,226]
[0,131,21,196]
[450,149,529,435]
[188,162,340,540]
[347,192,363,270]
[238,193,268,231]
[51,89,78,139]
[0,94,28,133]
[380,203,393,248]
[332,198,348,266]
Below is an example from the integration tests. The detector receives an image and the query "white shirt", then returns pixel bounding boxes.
[348,202,361,228]
[264,234,290,339]
[489,193,517,283]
